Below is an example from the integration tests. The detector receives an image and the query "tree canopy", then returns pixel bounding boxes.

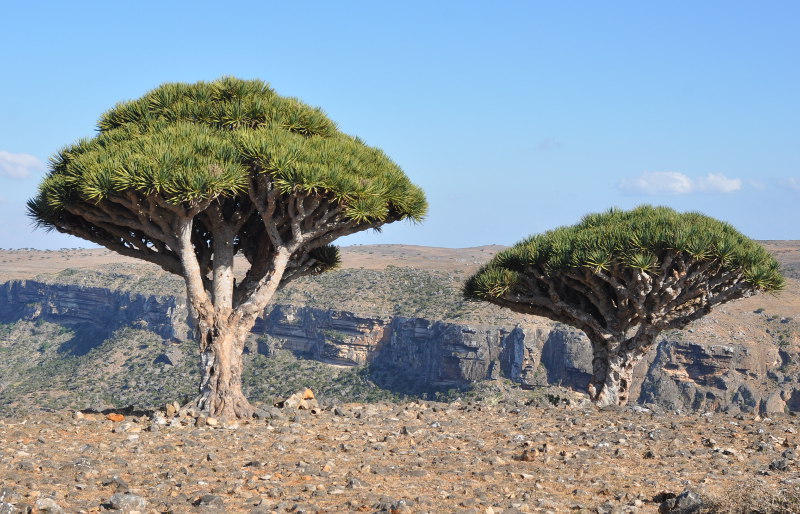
[29,78,426,275]
[464,205,783,406]
[466,205,782,304]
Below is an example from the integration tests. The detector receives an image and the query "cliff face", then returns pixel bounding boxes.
[0,280,190,354]
[1,280,796,414]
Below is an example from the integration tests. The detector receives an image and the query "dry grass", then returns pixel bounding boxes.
[704,481,800,513]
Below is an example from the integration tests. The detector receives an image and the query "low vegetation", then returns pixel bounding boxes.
[35,263,521,324]
[0,319,510,413]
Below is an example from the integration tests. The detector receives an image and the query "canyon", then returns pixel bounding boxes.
[1,273,797,415]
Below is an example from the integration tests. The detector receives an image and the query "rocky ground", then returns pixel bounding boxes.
[2,389,800,513]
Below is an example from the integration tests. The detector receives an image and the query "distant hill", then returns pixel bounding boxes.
[0,244,506,282]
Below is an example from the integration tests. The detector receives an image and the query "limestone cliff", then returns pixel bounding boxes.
[0,280,796,414]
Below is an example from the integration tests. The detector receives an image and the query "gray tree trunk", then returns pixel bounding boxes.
[588,334,655,407]
[194,312,256,420]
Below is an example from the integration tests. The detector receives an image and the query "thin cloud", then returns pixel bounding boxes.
[696,172,742,193]
[534,138,563,151]
[618,171,742,195]
[782,177,800,191]
[0,150,45,179]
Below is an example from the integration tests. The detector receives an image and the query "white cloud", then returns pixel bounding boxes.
[618,171,742,195]
[0,150,45,179]
[696,172,742,193]
[783,177,800,191]
[618,171,693,195]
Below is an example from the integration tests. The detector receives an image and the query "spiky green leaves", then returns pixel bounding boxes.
[308,245,341,271]
[37,123,247,211]
[235,128,425,223]
[29,77,427,228]
[97,77,337,138]
[463,267,519,300]
[465,205,785,300]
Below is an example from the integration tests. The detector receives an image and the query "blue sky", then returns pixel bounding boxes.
[1,1,797,249]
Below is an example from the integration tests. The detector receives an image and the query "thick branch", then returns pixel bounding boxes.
[53,213,183,275]
[206,202,236,311]
[175,217,213,318]
[60,201,183,275]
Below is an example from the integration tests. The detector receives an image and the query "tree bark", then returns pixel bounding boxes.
[194,311,256,420]
[587,334,655,407]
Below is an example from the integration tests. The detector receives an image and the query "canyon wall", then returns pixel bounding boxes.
[0,280,795,413]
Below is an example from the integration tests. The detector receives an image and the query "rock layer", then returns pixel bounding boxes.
[1,280,796,414]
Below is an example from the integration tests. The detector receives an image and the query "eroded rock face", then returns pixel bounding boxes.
[254,305,391,365]
[0,280,190,354]
[253,309,559,389]
[638,338,787,414]
[1,279,796,413]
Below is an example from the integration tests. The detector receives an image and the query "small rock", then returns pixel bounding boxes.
[34,497,65,514]
[102,475,130,492]
[658,489,704,513]
[106,413,125,422]
[0,488,20,503]
[595,501,614,514]
[109,493,147,512]
[252,408,270,420]
[770,458,790,471]
[194,494,224,507]
[276,389,319,410]
[346,478,364,489]
[16,460,36,471]
[375,499,412,513]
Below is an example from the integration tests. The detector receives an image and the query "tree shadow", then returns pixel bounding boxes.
[56,322,112,357]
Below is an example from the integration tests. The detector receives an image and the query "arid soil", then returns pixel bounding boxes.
[1,392,800,513]
[0,245,506,283]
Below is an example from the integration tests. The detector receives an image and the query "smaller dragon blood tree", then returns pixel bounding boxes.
[464,206,783,407]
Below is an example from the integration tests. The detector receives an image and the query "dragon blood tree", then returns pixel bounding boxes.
[28,77,427,419]
[464,206,783,407]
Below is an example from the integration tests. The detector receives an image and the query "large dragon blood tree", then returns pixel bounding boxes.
[464,206,783,407]
[27,77,427,419]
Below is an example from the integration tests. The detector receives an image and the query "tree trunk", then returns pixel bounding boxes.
[587,334,655,407]
[194,312,256,420]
